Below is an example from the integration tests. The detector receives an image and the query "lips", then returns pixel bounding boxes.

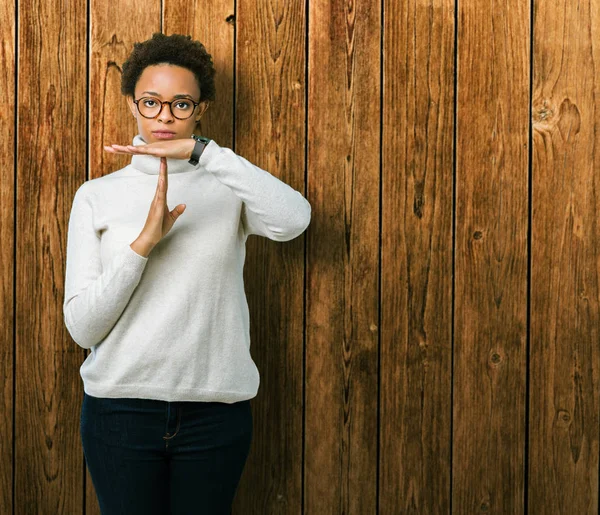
[152,131,176,139]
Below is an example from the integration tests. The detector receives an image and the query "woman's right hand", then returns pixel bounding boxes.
[133,157,186,254]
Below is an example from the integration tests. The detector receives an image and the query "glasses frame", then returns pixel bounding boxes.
[133,96,202,120]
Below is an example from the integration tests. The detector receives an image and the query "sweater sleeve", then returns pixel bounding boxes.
[198,140,311,241]
[63,183,149,349]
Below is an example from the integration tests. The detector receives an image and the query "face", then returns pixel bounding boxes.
[126,64,209,144]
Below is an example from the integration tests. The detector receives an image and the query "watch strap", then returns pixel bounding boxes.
[189,134,211,165]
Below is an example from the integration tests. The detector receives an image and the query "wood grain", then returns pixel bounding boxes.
[90,0,160,178]
[163,0,235,147]
[17,0,87,510]
[7,0,600,512]
[306,0,380,512]
[234,0,307,512]
[453,0,530,512]
[530,0,600,512]
[0,0,15,511]
[380,0,455,512]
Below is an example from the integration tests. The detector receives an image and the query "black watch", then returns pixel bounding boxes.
[189,134,212,165]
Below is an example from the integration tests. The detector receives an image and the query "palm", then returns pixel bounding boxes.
[105,138,195,159]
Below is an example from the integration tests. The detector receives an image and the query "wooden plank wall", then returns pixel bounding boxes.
[2,0,599,513]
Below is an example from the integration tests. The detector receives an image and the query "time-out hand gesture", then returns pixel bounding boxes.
[104,138,195,160]
[139,157,186,248]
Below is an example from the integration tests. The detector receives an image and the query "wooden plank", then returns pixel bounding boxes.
[163,0,235,147]
[233,0,307,511]
[453,0,529,512]
[0,0,15,510]
[87,2,161,512]
[306,0,380,512]
[529,0,600,512]
[380,0,455,511]
[90,2,160,179]
[17,0,86,511]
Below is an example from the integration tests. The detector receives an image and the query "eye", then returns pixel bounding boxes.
[142,98,158,107]
[174,100,192,110]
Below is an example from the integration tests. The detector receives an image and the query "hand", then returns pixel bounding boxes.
[104,138,195,160]
[137,157,186,248]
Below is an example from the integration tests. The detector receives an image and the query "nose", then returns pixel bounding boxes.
[157,102,175,123]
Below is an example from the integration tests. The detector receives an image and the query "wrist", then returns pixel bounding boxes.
[188,134,211,165]
[185,138,196,160]
[130,236,155,257]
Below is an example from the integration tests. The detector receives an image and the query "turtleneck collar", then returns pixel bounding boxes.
[129,134,200,175]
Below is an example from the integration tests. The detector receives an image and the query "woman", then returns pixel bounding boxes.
[63,33,311,514]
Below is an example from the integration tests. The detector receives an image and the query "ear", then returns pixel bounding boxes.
[126,96,137,117]
[196,101,210,121]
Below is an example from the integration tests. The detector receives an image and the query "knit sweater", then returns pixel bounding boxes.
[63,134,311,403]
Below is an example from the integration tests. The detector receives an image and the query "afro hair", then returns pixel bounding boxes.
[121,33,216,104]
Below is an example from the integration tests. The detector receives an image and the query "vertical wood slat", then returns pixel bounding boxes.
[90,1,160,179]
[453,0,530,513]
[87,2,161,513]
[163,0,235,148]
[0,0,15,511]
[530,0,600,512]
[306,0,380,512]
[380,0,455,512]
[17,0,87,511]
[232,0,307,511]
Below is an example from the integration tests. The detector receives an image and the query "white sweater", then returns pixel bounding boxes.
[63,134,311,403]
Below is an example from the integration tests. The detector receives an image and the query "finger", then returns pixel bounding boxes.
[170,204,186,220]
[160,157,168,191]
[129,145,169,157]
[104,145,136,155]
[104,148,134,155]
[153,174,163,203]
[153,177,165,212]
[110,144,152,155]
[126,145,149,152]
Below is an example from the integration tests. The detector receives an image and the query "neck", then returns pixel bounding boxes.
[129,134,198,175]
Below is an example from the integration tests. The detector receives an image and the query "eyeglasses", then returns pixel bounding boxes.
[133,96,201,120]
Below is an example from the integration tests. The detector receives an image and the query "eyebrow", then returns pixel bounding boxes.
[140,91,195,99]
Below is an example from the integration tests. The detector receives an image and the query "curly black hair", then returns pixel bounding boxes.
[121,33,216,104]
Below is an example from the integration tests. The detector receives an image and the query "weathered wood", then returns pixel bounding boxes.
[380,0,455,512]
[0,0,15,511]
[90,1,160,178]
[233,0,307,512]
[8,0,600,512]
[163,0,235,147]
[17,0,87,511]
[453,0,529,512]
[306,0,380,512]
[530,0,600,512]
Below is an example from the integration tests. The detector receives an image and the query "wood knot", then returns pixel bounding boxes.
[557,98,581,141]
[532,97,555,124]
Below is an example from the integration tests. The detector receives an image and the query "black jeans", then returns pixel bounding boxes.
[80,392,253,514]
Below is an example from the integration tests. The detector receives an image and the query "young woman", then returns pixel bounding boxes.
[63,33,311,514]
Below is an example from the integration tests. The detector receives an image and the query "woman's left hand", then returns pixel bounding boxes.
[104,138,196,160]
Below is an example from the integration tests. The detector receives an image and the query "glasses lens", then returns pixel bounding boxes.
[136,97,196,119]
[138,97,161,118]
[171,99,195,119]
